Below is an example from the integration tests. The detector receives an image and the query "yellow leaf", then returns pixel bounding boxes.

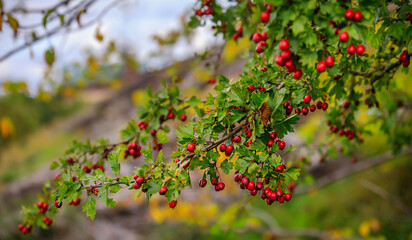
[1,117,15,138]
[6,13,18,37]
[95,27,104,42]
[359,221,371,237]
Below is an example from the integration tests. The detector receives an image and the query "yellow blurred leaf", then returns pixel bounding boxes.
[359,221,371,237]
[1,117,15,138]
[6,13,18,37]
[95,27,104,42]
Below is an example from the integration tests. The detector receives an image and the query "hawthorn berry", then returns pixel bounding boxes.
[303,94,312,103]
[261,67,267,72]
[261,32,268,41]
[276,165,284,173]
[275,55,285,66]
[246,140,252,147]
[267,139,275,147]
[295,108,301,115]
[400,50,409,62]
[233,135,241,143]
[279,39,289,50]
[276,189,284,198]
[353,11,362,21]
[343,101,350,109]
[159,186,168,195]
[403,59,410,67]
[246,130,252,138]
[302,107,309,115]
[256,42,266,53]
[168,111,175,119]
[270,132,277,139]
[226,144,233,153]
[150,129,156,136]
[344,9,354,20]
[339,31,349,42]
[54,199,62,208]
[67,157,74,164]
[347,44,356,55]
[250,189,258,196]
[310,104,316,112]
[219,144,226,152]
[281,50,291,60]
[356,45,365,55]
[317,61,327,72]
[260,11,270,22]
[234,174,241,182]
[241,177,250,186]
[283,101,290,109]
[136,176,145,184]
[316,101,323,109]
[285,59,294,69]
[322,102,329,110]
[278,196,285,203]
[199,179,207,187]
[169,200,177,208]
[252,33,262,43]
[217,182,225,191]
[247,181,255,191]
[180,114,187,121]
[293,69,302,80]
[325,56,334,67]
[211,177,219,186]
[187,142,195,152]
[278,140,286,150]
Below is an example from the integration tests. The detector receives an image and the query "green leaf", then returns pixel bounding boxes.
[229,109,247,124]
[285,167,300,181]
[220,159,234,174]
[42,9,55,27]
[50,161,59,170]
[156,150,163,164]
[291,15,307,35]
[176,123,194,139]
[107,148,121,176]
[156,130,169,144]
[45,48,55,66]
[82,198,97,220]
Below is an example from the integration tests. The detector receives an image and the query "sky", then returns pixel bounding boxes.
[0,0,221,94]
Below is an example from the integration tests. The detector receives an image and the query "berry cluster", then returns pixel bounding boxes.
[68,197,81,206]
[234,170,292,205]
[344,9,362,22]
[124,142,142,159]
[232,27,243,40]
[253,32,268,53]
[347,44,365,55]
[327,121,357,140]
[133,175,146,190]
[18,224,32,235]
[37,201,48,214]
[317,56,334,72]
[42,217,53,227]
[260,3,273,23]
[194,0,214,17]
[274,39,303,80]
[266,131,285,150]
[399,50,410,67]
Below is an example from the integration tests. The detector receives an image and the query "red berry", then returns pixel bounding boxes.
[66,157,74,164]
[241,177,250,186]
[270,132,277,140]
[285,193,292,201]
[317,61,326,72]
[403,59,410,67]
[252,33,262,43]
[325,56,334,67]
[278,140,286,150]
[129,148,136,156]
[279,39,289,50]
[261,67,267,72]
[353,11,362,21]
[187,142,195,152]
[316,101,323,109]
[260,11,270,22]
[180,114,187,121]
[234,174,241,182]
[169,200,177,208]
[343,101,350,109]
[278,196,285,203]
[261,32,268,41]
[356,44,365,55]
[136,176,145,184]
[281,50,291,60]
[285,59,294,69]
[302,107,309,115]
[255,42,266,53]
[347,44,356,55]
[150,129,156,136]
[295,108,301,115]
[217,182,225,191]
[283,101,290,109]
[339,31,349,42]
[275,55,285,66]
[233,135,241,143]
[303,94,311,103]
[211,177,219,186]
[226,144,233,153]
[246,130,252,138]
[276,189,284,197]
[250,189,258,196]
[293,69,302,80]
[159,186,168,195]
[256,182,263,191]
[344,9,354,20]
[133,182,141,189]
[276,165,284,173]
[246,140,252,147]
[247,181,255,191]
[247,85,255,91]
[400,50,409,62]
[55,199,62,208]
[219,144,226,152]
[322,102,329,110]
[168,111,174,119]
[267,139,275,147]
[310,104,316,112]
[195,9,203,16]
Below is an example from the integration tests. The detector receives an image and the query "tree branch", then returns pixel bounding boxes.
[294,149,412,195]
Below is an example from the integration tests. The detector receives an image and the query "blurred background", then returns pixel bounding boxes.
[1,0,412,239]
